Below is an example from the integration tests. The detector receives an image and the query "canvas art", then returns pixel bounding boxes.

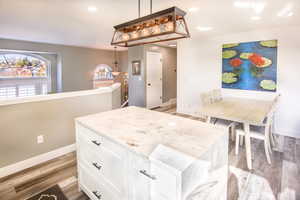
[132,60,141,75]
[222,40,277,92]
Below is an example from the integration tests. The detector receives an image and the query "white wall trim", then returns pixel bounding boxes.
[0,83,121,107]
[0,144,76,179]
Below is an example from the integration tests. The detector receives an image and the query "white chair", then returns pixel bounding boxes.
[235,106,276,164]
[214,119,236,141]
[211,89,222,102]
[201,89,222,123]
[269,94,280,148]
[200,92,215,123]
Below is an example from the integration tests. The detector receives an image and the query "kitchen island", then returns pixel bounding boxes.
[75,106,228,200]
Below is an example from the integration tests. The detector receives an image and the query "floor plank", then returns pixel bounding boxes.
[283,136,296,162]
[278,160,299,200]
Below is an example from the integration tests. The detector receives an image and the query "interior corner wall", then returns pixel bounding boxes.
[177,26,300,138]
[128,46,146,107]
[0,38,128,92]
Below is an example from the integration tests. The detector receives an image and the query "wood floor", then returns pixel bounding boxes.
[0,106,299,200]
[0,152,89,200]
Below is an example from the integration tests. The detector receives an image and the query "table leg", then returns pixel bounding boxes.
[244,123,252,170]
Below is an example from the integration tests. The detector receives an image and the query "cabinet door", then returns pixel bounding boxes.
[150,161,180,200]
[128,154,151,200]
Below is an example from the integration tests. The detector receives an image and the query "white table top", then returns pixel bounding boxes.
[200,97,273,125]
[76,106,227,159]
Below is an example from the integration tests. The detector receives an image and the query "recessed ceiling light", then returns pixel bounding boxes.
[189,7,199,12]
[168,44,177,47]
[196,26,213,31]
[234,1,251,8]
[168,122,176,126]
[88,6,98,12]
[253,3,265,14]
[251,16,261,20]
[234,1,265,14]
[277,3,293,17]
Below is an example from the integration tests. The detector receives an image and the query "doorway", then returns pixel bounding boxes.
[146,51,163,108]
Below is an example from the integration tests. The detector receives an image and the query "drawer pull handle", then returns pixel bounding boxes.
[92,140,101,146]
[139,170,156,180]
[92,191,102,199]
[93,162,102,170]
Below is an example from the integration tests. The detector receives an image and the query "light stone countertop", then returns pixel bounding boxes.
[76,106,227,159]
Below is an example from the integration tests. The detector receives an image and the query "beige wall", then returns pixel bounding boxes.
[119,51,129,72]
[0,85,121,168]
[159,46,177,102]
[0,38,128,92]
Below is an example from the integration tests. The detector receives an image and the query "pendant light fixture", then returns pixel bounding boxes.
[112,46,121,76]
[113,46,118,71]
[111,0,190,47]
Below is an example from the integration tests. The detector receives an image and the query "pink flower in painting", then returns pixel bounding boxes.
[249,53,265,67]
[229,58,243,67]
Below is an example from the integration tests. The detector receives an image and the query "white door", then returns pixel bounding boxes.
[146,51,162,109]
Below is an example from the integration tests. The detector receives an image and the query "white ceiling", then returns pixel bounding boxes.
[0,0,299,50]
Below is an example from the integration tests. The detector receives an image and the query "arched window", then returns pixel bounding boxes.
[93,64,114,80]
[0,53,51,99]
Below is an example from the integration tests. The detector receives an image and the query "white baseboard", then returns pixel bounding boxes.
[0,144,76,179]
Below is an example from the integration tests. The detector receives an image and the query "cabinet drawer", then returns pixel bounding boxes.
[77,124,125,156]
[79,165,119,200]
[76,124,103,148]
[78,140,126,195]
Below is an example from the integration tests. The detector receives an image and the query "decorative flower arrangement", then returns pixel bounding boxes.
[229,58,243,67]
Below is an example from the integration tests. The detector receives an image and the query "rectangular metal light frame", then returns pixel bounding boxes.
[111,6,190,47]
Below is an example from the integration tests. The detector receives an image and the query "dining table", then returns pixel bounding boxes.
[200,97,274,170]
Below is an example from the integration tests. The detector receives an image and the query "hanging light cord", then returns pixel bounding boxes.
[138,0,153,17]
[138,0,141,18]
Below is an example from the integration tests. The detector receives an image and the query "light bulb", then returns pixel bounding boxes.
[152,25,161,34]
[165,22,174,31]
[131,31,139,39]
[122,33,130,41]
[141,28,150,37]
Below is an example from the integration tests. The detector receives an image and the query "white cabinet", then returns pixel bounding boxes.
[76,124,128,200]
[76,122,228,200]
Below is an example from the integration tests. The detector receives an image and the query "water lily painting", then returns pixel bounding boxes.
[222,40,277,92]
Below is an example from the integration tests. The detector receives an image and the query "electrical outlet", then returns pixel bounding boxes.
[37,135,44,144]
